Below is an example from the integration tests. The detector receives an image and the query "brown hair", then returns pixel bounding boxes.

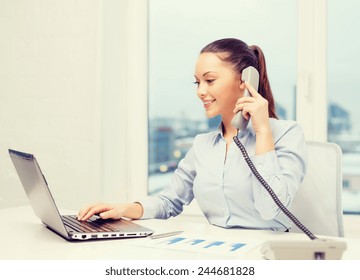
[200,38,278,119]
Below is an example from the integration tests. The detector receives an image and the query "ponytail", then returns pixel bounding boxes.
[250,45,278,119]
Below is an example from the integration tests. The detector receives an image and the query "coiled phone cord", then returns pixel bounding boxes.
[233,135,318,240]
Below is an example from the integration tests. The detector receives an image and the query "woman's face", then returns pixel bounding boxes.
[194,52,243,119]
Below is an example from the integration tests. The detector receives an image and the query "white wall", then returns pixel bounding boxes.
[0,0,143,210]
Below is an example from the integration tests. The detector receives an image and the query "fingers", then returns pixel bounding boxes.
[99,207,123,220]
[242,109,250,120]
[77,203,113,221]
[244,81,261,97]
[233,83,266,114]
[233,97,253,114]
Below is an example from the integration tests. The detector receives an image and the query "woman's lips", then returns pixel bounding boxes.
[203,99,215,108]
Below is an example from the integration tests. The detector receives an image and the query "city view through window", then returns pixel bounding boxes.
[328,0,360,213]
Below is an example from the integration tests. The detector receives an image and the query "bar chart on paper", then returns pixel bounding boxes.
[134,234,262,258]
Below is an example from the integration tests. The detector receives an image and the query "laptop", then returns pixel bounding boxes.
[8,149,154,241]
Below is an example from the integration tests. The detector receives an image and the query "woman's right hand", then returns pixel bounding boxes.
[77,202,143,221]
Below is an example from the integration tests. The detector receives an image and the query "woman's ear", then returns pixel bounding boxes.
[239,79,246,90]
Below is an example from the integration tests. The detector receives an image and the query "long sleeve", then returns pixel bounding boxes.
[250,121,307,220]
[139,146,197,219]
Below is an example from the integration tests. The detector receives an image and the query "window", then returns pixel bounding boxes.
[148,0,297,195]
[328,0,360,213]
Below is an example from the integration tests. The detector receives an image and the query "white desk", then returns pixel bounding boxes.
[1,206,359,260]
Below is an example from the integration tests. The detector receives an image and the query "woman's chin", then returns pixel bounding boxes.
[205,111,218,118]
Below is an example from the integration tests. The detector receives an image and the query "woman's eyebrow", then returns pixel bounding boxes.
[202,71,217,77]
[194,71,217,79]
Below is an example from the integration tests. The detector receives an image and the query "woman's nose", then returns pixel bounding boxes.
[197,84,207,98]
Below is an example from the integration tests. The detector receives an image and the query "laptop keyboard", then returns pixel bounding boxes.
[62,215,119,233]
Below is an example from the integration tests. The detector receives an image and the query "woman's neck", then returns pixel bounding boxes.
[221,117,238,140]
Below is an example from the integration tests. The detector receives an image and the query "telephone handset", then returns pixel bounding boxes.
[231,66,259,131]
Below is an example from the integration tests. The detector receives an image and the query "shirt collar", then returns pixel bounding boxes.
[213,120,255,143]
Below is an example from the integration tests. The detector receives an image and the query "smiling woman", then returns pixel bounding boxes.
[78,37,307,233]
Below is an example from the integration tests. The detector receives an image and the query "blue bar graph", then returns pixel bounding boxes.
[164,237,186,245]
[204,241,225,249]
[153,236,252,256]
[188,239,205,245]
[230,243,245,251]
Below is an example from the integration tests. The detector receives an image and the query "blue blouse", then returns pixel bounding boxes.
[140,118,307,231]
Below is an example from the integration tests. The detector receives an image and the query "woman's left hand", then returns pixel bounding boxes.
[233,81,271,135]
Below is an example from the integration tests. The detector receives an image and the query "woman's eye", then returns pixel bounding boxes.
[193,81,200,86]
[206,79,215,84]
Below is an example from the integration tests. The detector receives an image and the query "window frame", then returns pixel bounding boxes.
[296,0,327,142]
